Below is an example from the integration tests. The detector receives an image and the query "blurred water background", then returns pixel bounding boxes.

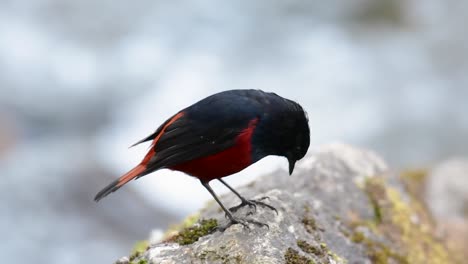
[1,0,468,263]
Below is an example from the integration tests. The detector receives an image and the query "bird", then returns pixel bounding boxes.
[95,89,310,231]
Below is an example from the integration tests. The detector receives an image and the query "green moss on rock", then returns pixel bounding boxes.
[297,240,324,257]
[347,228,408,264]
[317,243,346,264]
[302,216,317,234]
[295,241,346,264]
[400,169,429,208]
[364,178,385,224]
[285,248,315,264]
[349,231,365,243]
[128,240,149,261]
[351,176,458,264]
[170,219,218,245]
[163,213,201,240]
[197,249,243,264]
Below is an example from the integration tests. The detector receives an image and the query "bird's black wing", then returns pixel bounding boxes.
[144,113,243,171]
[138,95,263,177]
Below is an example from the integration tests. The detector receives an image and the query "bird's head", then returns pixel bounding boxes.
[253,98,310,175]
[282,104,310,175]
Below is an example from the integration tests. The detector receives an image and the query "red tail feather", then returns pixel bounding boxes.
[116,165,146,188]
[95,112,186,202]
[94,164,147,201]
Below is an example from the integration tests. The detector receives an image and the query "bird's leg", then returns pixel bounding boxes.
[217,179,278,215]
[201,181,268,232]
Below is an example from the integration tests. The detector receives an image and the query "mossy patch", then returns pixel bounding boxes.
[297,240,324,257]
[302,216,317,234]
[403,169,466,262]
[302,204,324,240]
[197,249,243,264]
[319,243,346,264]
[296,240,346,264]
[163,213,201,240]
[400,169,427,183]
[128,240,149,261]
[284,248,315,264]
[349,231,365,243]
[364,178,385,224]
[129,260,148,264]
[400,169,429,205]
[167,219,218,245]
[347,228,408,264]
[349,176,459,264]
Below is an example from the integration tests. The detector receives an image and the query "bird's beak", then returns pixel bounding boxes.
[288,157,296,175]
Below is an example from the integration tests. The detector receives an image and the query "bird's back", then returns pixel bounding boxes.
[167,90,283,180]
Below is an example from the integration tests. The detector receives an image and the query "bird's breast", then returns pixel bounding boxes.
[170,118,259,182]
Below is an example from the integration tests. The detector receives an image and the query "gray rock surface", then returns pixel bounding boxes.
[426,158,468,221]
[425,158,468,260]
[117,144,459,264]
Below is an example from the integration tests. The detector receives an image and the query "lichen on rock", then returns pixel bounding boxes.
[345,176,458,264]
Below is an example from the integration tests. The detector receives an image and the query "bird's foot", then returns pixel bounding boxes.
[228,197,278,215]
[217,216,269,232]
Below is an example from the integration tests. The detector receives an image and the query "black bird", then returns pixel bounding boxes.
[95,89,310,230]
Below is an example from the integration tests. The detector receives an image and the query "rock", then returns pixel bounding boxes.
[426,158,468,221]
[116,257,130,264]
[117,144,460,264]
[425,158,468,260]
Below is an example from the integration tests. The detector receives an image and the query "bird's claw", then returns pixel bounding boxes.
[217,217,269,232]
[228,198,278,215]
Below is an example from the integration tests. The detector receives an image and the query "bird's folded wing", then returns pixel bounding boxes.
[140,113,246,175]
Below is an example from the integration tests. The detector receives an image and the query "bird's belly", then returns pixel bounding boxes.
[170,142,253,182]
